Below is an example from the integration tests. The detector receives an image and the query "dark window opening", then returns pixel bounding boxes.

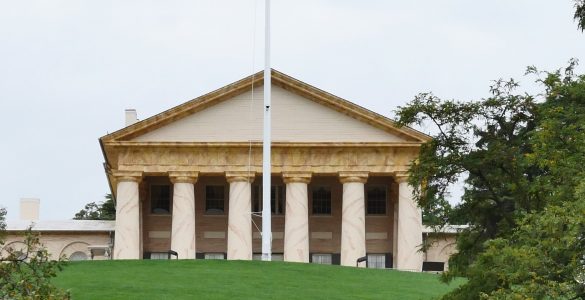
[366,185,387,215]
[312,186,331,215]
[205,185,225,214]
[422,261,445,272]
[150,185,171,214]
[253,185,285,214]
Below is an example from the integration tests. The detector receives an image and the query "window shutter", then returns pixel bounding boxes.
[332,253,341,265]
[385,253,393,269]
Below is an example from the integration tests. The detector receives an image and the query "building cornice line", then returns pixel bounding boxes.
[103,141,424,148]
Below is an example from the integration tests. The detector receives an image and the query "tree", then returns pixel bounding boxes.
[0,208,6,249]
[0,208,5,240]
[0,208,70,299]
[395,61,585,298]
[74,194,115,220]
[576,0,585,32]
[450,197,585,299]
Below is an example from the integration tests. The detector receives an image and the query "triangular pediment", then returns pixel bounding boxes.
[100,70,430,144]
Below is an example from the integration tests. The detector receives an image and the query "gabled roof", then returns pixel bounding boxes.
[100,69,431,143]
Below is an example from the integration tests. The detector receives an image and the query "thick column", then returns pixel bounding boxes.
[169,171,198,260]
[395,175,423,271]
[339,172,368,267]
[283,172,311,263]
[226,171,255,260]
[113,171,142,259]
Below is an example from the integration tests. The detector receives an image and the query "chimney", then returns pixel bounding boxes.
[20,198,40,221]
[125,109,138,126]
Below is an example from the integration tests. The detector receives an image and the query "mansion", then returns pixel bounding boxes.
[98,70,442,271]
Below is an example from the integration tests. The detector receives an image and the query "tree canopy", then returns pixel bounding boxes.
[576,0,585,31]
[74,194,115,220]
[395,61,585,298]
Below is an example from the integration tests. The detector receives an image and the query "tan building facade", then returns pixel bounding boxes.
[2,199,113,261]
[100,70,433,270]
[3,219,114,261]
[422,226,462,272]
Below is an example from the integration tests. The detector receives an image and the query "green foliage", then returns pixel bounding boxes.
[447,200,585,299]
[576,0,585,32]
[0,209,69,299]
[395,61,585,298]
[0,208,6,241]
[528,62,585,206]
[396,77,539,228]
[74,194,115,220]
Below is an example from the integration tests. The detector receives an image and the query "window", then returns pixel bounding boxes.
[150,185,171,214]
[204,253,225,260]
[150,252,169,260]
[205,185,225,214]
[252,185,285,214]
[311,254,332,265]
[253,253,284,261]
[69,251,88,261]
[422,261,445,272]
[89,248,108,259]
[312,186,331,215]
[367,254,386,269]
[13,251,26,261]
[366,185,387,215]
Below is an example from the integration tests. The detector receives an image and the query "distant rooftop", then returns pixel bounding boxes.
[6,220,115,232]
[422,225,468,234]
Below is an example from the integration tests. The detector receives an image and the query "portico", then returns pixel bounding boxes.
[100,70,429,270]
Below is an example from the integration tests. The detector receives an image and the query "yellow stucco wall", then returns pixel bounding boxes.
[424,233,457,270]
[2,232,111,261]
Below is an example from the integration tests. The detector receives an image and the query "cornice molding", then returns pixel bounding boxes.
[338,171,369,184]
[393,171,410,183]
[168,171,199,184]
[282,172,312,184]
[103,141,424,148]
[112,170,143,183]
[225,171,256,183]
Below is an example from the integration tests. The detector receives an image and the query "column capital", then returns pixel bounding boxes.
[282,172,312,184]
[338,171,368,184]
[112,170,143,183]
[168,171,199,184]
[225,171,255,183]
[393,171,410,183]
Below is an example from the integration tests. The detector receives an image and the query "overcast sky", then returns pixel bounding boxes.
[1,1,583,220]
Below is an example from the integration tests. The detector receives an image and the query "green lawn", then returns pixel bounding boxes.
[53,260,463,300]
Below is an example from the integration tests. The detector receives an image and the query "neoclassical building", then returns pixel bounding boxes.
[99,70,433,270]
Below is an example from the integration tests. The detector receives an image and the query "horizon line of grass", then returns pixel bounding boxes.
[53,260,464,299]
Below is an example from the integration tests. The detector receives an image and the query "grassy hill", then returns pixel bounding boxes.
[53,260,463,299]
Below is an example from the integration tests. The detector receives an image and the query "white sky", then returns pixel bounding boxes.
[1,1,583,220]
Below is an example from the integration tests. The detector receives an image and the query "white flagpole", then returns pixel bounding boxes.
[261,0,272,261]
